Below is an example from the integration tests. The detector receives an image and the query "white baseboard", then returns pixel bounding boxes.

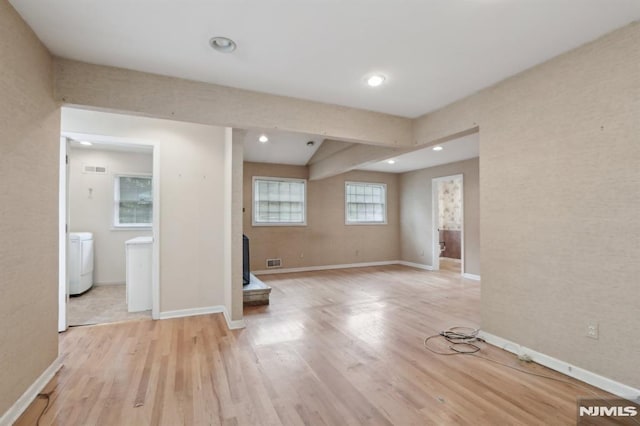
[158,305,225,320]
[462,273,481,281]
[397,261,434,271]
[223,308,246,330]
[0,356,63,426]
[479,331,640,402]
[93,281,125,286]
[253,260,400,275]
[159,305,246,330]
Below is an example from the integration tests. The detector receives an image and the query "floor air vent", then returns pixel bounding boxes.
[266,258,282,268]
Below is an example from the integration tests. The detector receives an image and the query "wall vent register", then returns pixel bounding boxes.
[266,258,282,268]
[82,164,107,174]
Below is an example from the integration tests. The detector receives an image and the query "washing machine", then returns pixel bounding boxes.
[69,232,94,295]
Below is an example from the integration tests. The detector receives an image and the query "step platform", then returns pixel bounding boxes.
[243,274,271,306]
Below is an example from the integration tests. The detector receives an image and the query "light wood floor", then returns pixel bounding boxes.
[18,265,608,425]
[439,257,461,273]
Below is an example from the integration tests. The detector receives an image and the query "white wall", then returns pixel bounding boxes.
[68,147,153,284]
[62,108,230,313]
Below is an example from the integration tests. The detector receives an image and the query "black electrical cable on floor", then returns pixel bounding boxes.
[35,392,52,426]
[423,326,603,397]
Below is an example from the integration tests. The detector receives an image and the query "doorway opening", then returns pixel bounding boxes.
[59,129,160,330]
[432,174,464,274]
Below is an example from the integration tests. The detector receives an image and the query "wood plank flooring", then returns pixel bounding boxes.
[17,265,609,425]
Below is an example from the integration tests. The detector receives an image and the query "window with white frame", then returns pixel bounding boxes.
[114,175,153,227]
[253,177,306,226]
[345,182,387,224]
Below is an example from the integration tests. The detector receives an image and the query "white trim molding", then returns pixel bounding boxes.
[253,260,400,275]
[158,305,246,330]
[158,305,224,320]
[223,309,247,330]
[0,356,63,426]
[480,331,640,402]
[397,261,434,271]
[462,273,481,281]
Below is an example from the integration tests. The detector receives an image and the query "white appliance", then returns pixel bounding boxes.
[69,232,94,295]
[125,236,153,312]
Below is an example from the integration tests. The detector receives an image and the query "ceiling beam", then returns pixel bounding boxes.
[309,143,405,180]
[307,139,354,165]
[53,58,413,148]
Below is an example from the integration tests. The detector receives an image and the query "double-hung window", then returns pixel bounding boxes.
[345,181,387,224]
[253,177,306,226]
[114,174,153,228]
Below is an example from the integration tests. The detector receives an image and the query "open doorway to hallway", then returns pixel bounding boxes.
[432,174,463,274]
[59,108,161,330]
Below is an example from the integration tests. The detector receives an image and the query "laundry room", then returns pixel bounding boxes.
[66,139,154,326]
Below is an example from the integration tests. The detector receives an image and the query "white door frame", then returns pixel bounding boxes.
[59,132,161,323]
[431,174,464,274]
[58,137,69,332]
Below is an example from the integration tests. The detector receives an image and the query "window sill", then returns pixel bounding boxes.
[110,226,153,231]
[252,223,307,227]
[345,222,388,226]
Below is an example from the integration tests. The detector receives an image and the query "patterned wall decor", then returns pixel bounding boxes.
[438,178,462,230]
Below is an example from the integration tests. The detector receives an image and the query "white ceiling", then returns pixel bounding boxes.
[360,133,479,173]
[243,129,323,165]
[68,139,153,154]
[10,1,640,118]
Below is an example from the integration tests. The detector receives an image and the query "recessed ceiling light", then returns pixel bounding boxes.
[80,141,92,146]
[209,36,237,53]
[258,135,269,143]
[387,159,396,164]
[432,146,443,151]
[366,74,386,87]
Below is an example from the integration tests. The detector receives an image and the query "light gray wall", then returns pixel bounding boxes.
[0,1,60,416]
[68,148,153,284]
[400,158,480,275]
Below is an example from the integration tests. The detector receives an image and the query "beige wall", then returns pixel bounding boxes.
[414,23,640,387]
[62,108,229,313]
[243,162,400,271]
[0,1,60,416]
[400,158,480,275]
[53,58,412,147]
[68,148,153,284]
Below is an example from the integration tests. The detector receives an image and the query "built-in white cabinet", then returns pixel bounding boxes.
[125,236,153,312]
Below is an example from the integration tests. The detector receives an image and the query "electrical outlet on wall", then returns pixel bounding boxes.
[587,323,599,339]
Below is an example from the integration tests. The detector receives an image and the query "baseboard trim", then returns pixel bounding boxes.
[462,273,481,281]
[479,331,640,402]
[0,356,63,426]
[93,281,125,286]
[158,305,224,320]
[397,261,434,271]
[223,308,247,330]
[253,260,400,275]
[159,305,246,330]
